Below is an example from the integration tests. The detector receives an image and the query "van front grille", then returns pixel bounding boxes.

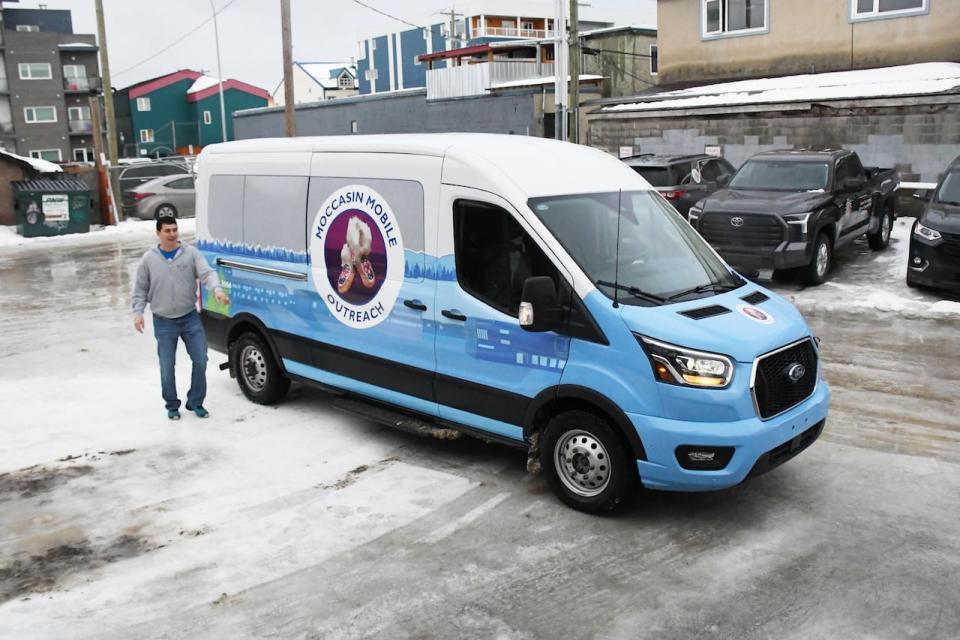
[753,339,818,419]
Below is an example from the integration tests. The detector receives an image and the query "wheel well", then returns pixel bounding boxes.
[226,319,285,370]
[816,221,837,245]
[527,395,645,460]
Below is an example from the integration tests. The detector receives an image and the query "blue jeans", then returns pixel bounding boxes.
[153,310,208,411]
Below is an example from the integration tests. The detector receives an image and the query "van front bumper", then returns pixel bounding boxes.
[631,382,830,492]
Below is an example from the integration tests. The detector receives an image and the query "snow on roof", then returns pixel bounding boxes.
[0,148,62,173]
[298,62,356,89]
[491,74,604,90]
[187,75,222,94]
[604,62,960,113]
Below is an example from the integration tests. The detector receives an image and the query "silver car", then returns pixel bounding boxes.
[123,174,196,220]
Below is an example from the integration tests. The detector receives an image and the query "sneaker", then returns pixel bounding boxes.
[185,403,209,418]
[167,409,181,421]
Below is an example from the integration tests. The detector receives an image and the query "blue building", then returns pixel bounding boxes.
[356,2,617,95]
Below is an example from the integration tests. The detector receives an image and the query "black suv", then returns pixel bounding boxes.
[908,156,960,292]
[622,154,736,218]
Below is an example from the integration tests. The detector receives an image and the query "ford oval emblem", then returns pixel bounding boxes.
[786,363,806,382]
[730,216,744,227]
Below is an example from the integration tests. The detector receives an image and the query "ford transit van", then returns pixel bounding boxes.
[196,134,829,513]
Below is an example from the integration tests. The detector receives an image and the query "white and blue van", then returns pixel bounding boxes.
[196,134,829,513]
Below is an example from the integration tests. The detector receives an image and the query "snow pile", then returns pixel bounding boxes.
[0,148,63,173]
[605,62,960,112]
[0,218,196,248]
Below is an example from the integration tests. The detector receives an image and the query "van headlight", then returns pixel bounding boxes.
[636,335,734,388]
[914,221,941,241]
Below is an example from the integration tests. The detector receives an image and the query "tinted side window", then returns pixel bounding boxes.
[453,199,560,317]
[124,166,152,179]
[699,160,723,182]
[835,158,848,186]
[846,154,864,180]
[207,175,244,244]
[156,164,187,176]
[167,177,194,189]
[243,176,308,253]
[634,166,672,187]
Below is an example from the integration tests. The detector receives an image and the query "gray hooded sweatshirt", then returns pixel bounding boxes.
[132,243,222,319]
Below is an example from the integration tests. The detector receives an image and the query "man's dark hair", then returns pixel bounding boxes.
[156,215,178,231]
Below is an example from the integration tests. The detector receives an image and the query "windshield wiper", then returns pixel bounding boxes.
[596,280,664,305]
[663,281,742,302]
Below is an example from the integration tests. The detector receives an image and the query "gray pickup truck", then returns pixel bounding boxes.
[688,149,899,285]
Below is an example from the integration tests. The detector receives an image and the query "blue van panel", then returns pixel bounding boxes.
[632,381,829,491]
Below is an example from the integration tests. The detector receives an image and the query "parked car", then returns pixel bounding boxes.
[688,149,898,285]
[117,160,191,194]
[123,174,195,220]
[622,154,737,218]
[907,155,960,292]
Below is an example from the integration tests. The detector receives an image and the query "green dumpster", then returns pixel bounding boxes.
[13,178,93,238]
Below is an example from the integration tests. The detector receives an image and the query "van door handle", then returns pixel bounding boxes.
[441,309,467,322]
[404,299,427,311]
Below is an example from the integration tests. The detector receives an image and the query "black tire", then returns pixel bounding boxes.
[803,232,833,286]
[906,273,918,289]
[154,203,178,219]
[539,410,636,514]
[867,204,893,251]
[230,332,290,405]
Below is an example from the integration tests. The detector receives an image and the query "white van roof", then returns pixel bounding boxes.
[200,134,649,198]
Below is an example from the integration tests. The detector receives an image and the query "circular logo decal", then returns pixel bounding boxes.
[310,185,404,329]
[737,304,774,325]
[786,363,806,382]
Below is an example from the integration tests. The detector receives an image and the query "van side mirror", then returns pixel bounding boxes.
[519,276,561,333]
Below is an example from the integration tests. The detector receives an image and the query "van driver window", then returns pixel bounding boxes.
[453,199,559,317]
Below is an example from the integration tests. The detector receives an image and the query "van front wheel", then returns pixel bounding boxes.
[230,332,290,404]
[540,411,635,514]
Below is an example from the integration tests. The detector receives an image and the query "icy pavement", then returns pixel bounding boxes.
[1,215,959,639]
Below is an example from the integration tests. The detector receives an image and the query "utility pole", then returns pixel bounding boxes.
[553,0,567,141]
[208,0,228,143]
[438,7,463,53]
[94,0,118,166]
[280,0,296,136]
[568,0,579,144]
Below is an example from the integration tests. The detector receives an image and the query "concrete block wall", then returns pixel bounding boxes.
[587,99,960,182]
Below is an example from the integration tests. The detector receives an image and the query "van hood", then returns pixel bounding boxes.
[921,202,960,233]
[703,189,833,216]
[618,286,811,363]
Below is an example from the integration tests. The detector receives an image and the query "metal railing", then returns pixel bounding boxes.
[475,27,554,39]
[68,119,93,133]
[427,61,554,100]
[63,77,101,92]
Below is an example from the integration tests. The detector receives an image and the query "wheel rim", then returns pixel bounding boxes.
[240,344,268,392]
[816,242,829,277]
[881,214,891,243]
[554,429,611,498]
[159,206,174,216]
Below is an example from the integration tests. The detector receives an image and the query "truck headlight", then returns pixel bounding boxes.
[636,335,734,388]
[784,212,813,238]
[914,221,941,241]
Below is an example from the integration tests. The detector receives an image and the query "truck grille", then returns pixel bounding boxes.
[753,338,818,419]
[700,213,784,251]
[941,231,960,261]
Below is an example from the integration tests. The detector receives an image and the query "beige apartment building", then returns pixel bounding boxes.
[657,0,960,84]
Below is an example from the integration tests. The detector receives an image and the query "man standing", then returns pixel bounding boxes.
[133,215,229,420]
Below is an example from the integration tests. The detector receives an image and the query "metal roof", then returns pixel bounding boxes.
[12,178,91,193]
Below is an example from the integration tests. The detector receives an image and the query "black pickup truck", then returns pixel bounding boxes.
[688,149,899,285]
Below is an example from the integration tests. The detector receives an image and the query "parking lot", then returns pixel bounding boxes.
[0,219,958,640]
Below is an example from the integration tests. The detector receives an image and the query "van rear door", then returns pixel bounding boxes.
[434,185,571,442]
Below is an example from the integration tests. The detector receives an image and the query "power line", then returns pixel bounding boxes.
[351,0,422,30]
[113,0,240,79]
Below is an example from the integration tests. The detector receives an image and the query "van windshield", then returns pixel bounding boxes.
[728,160,830,191]
[528,191,743,305]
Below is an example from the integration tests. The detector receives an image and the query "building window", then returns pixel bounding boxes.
[24,106,57,123]
[73,148,93,162]
[30,149,62,162]
[703,0,767,37]
[63,64,85,78]
[649,45,658,75]
[338,73,353,89]
[16,24,40,32]
[851,0,926,20]
[140,129,155,143]
[350,120,358,134]
[203,110,212,125]
[136,97,151,112]
[364,68,378,81]
[18,63,52,80]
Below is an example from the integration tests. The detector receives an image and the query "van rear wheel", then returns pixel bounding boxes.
[230,332,290,404]
[539,410,635,514]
